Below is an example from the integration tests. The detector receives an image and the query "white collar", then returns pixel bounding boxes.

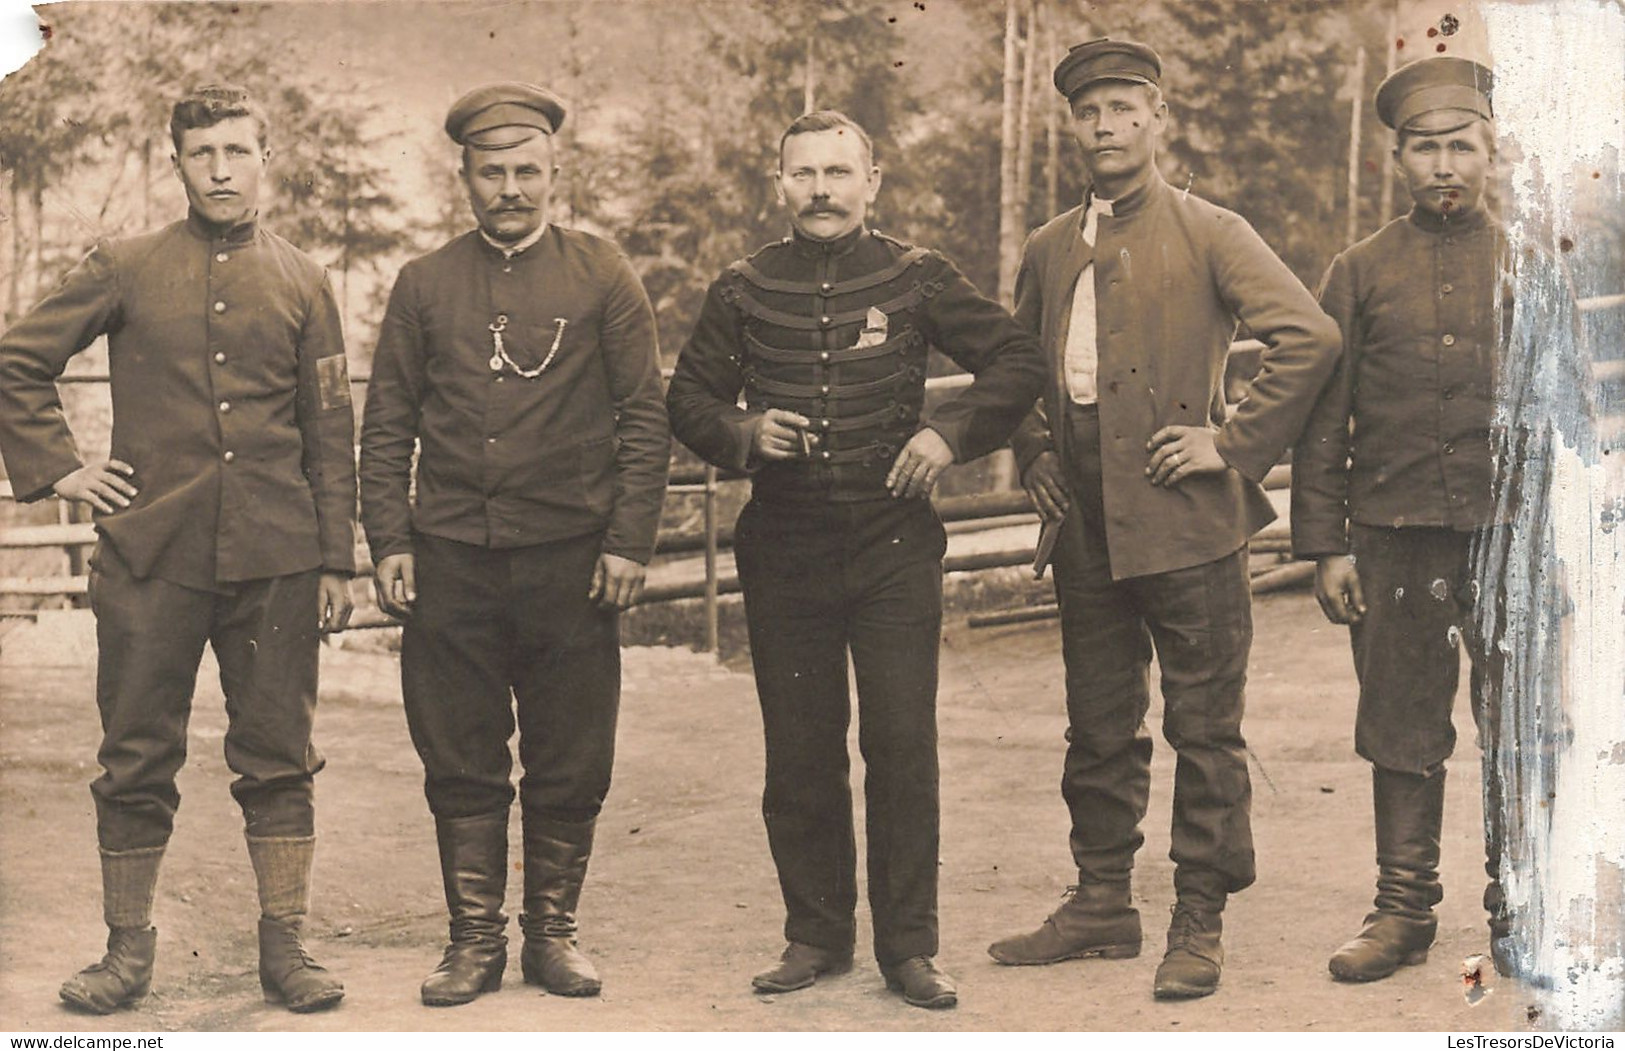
[480,222,549,259]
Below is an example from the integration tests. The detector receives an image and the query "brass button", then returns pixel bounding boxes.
[1441,283,1454,294]
[819,315,832,327]
[213,301,226,314]
[820,351,831,363]
[218,401,231,413]
[1441,334,1456,347]
[214,352,226,365]
[222,451,235,463]
[215,252,229,263]
[1444,443,1456,454]
[821,384,831,395]
[487,436,497,444]
[1443,388,1455,400]
[820,282,834,294]
[821,451,832,461]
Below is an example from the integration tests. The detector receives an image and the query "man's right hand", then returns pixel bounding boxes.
[1022,450,1071,522]
[1314,554,1366,625]
[52,460,138,513]
[752,408,813,461]
[374,552,417,619]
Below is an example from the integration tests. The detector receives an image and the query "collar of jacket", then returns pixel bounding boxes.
[1407,204,1491,235]
[1080,169,1163,228]
[788,223,869,260]
[185,208,259,245]
[478,221,551,259]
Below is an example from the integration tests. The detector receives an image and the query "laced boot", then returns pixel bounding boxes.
[1153,902,1224,1000]
[421,811,510,1006]
[247,835,344,1012]
[988,881,1141,965]
[1328,767,1444,982]
[60,846,165,1015]
[519,815,601,997]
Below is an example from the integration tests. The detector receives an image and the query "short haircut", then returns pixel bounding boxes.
[169,84,268,152]
[1396,115,1496,153]
[778,109,874,170]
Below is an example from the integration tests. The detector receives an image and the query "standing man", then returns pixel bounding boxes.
[359,83,668,1006]
[667,109,1044,1011]
[986,40,1340,1000]
[1290,58,1512,982]
[0,85,356,1014]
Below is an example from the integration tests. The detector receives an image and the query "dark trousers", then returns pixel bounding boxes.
[1050,404,1256,903]
[1347,525,1506,876]
[732,497,947,965]
[88,542,323,852]
[400,531,620,822]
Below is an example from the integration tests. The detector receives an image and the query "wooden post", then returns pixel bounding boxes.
[996,0,1021,306]
[1378,0,1400,221]
[702,463,719,654]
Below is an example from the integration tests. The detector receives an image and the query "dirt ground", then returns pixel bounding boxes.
[0,590,1541,1033]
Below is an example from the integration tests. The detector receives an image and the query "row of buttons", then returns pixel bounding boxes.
[215,247,236,464]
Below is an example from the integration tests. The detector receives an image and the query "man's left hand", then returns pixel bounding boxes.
[589,553,646,610]
[1146,425,1228,487]
[886,428,954,499]
[318,572,354,634]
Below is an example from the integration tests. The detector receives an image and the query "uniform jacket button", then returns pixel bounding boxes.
[213,301,226,313]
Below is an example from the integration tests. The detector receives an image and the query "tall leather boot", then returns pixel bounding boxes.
[1328,766,1445,982]
[988,880,1141,965]
[60,846,164,1014]
[421,811,510,1006]
[520,815,601,997]
[247,834,345,1012]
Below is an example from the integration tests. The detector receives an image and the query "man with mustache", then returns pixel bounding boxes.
[0,84,356,1014]
[359,82,668,1006]
[986,39,1340,1000]
[667,109,1044,1009]
[1291,57,1513,982]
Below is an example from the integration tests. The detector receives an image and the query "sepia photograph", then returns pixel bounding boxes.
[0,0,1620,1036]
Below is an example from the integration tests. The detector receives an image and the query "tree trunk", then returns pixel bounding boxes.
[1345,45,1366,246]
[1378,0,1400,221]
[803,35,817,114]
[1014,0,1036,232]
[996,0,1021,307]
[1043,0,1060,219]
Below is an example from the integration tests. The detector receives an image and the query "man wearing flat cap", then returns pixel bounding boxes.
[360,81,669,1006]
[667,109,1044,1010]
[987,38,1341,999]
[1291,56,1517,982]
[0,84,355,1015]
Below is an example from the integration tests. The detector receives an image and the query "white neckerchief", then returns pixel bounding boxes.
[1064,195,1115,405]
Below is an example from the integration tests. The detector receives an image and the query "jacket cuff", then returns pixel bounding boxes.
[1213,429,1274,485]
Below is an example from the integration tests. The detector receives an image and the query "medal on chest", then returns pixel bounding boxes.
[488,314,568,379]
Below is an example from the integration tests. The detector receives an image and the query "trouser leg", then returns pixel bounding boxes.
[213,570,324,838]
[400,534,518,818]
[87,544,212,852]
[1137,548,1256,907]
[1053,404,1153,888]
[735,500,857,954]
[847,501,946,966]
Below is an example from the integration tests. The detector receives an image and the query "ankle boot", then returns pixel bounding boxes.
[421,811,510,1006]
[1153,902,1224,999]
[988,881,1141,965]
[60,846,164,1014]
[1329,766,1445,982]
[247,835,344,1012]
[519,815,601,997]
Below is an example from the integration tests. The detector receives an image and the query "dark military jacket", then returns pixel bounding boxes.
[667,226,1045,503]
[0,211,358,588]
[359,227,669,565]
[1292,208,1510,558]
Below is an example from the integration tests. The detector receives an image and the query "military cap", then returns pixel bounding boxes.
[444,82,567,149]
[1375,57,1492,134]
[1053,37,1162,101]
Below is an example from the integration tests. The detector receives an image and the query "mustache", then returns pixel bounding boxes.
[800,203,847,217]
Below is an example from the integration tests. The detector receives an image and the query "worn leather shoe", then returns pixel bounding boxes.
[1153,905,1223,1000]
[60,927,156,1014]
[988,884,1141,965]
[751,942,853,993]
[1328,912,1434,982]
[880,955,957,1010]
[258,918,344,1013]
[522,936,600,997]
